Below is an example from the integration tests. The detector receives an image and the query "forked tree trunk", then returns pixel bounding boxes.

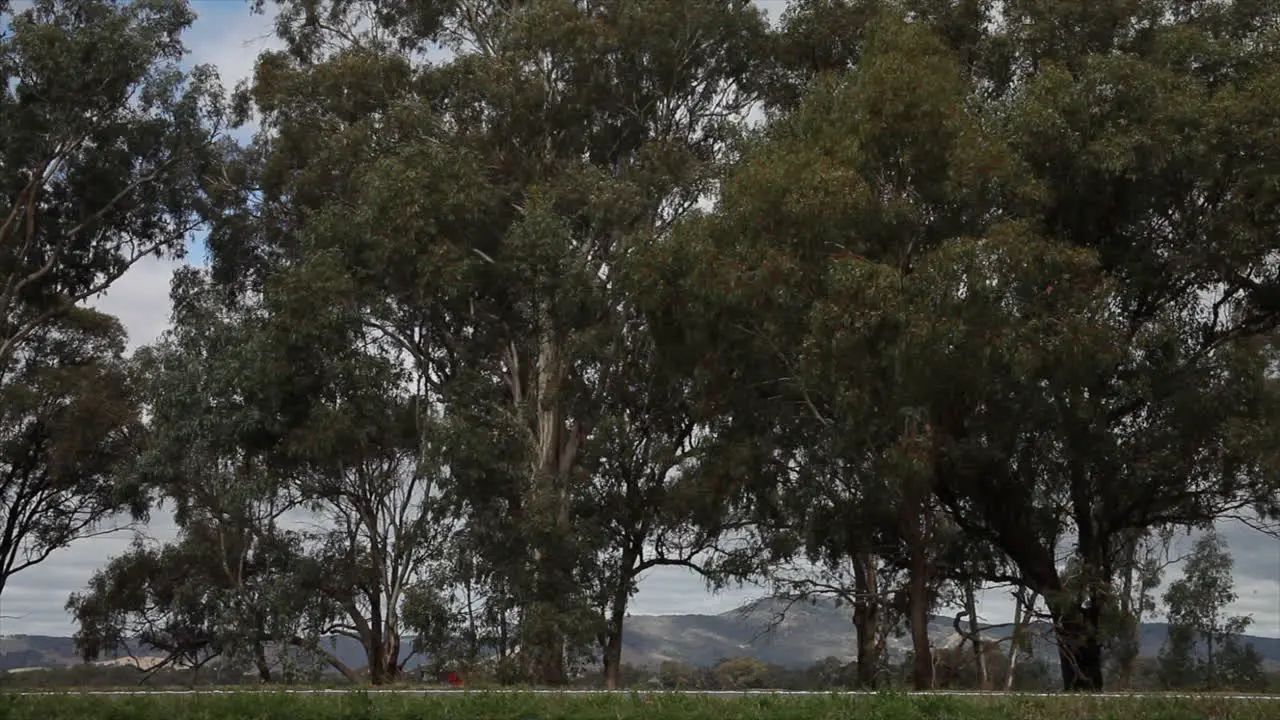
[1005,590,1037,691]
[1050,599,1105,691]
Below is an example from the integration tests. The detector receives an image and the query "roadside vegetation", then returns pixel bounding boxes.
[7,692,1280,720]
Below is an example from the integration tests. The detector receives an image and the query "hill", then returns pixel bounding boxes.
[622,598,1280,671]
[3,598,1278,673]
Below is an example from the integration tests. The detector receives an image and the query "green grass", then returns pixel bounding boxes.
[0,692,1276,720]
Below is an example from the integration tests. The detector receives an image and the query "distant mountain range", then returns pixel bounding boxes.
[3,597,1278,674]
[621,598,1280,671]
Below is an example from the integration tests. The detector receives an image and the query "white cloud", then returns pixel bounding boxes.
[0,527,167,637]
[631,567,764,617]
[185,1,283,93]
[85,255,184,350]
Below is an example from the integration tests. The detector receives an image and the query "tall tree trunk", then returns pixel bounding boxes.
[529,531,571,685]
[525,325,577,687]
[383,630,401,684]
[602,546,639,690]
[362,612,404,686]
[530,547,570,685]
[602,597,628,689]
[368,631,386,685]
[1205,628,1215,690]
[1116,546,1137,690]
[851,552,882,689]
[908,529,933,690]
[1061,465,1107,692]
[898,422,934,691]
[254,642,272,683]
[899,463,935,693]
[533,622,567,686]
[463,574,480,665]
[963,581,989,690]
[1015,541,1107,691]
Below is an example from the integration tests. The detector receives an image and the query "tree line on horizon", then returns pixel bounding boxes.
[2,0,1279,693]
[3,548,1276,694]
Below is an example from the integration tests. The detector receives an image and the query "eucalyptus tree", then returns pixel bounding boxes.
[66,269,350,682]
[270,267,463,685]
[67,525,328,683]
[0,0,225,605]
[643,6,1031,688]
[1158,530,1265,691]
[211,0,770,685]
[69,263,465,684]
[652,0,1280,693]
[927,0,1280,691]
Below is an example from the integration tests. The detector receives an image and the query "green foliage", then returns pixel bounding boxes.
[648,0,1280,692]
[0,308,143,596]
[0,0,225,603]
[711,656,770,690]
[0,0,225,364]
[66,265,464,684]
[657,660,703,690]
[64,277,337,679]
[1105,530,1174,688]
[64,527,315,675]
[200,0,777,687]
[39,0,1280,696]
[1158,530,1265,691]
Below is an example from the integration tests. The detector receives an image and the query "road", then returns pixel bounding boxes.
[7,688,1280,699]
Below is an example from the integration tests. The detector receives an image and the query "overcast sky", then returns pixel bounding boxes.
[0,0,1276,642]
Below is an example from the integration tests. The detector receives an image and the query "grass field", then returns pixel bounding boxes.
[1,692,1277,720]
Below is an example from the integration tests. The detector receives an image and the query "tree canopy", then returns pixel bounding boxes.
[0,0,1273,693]
[0,0,226,605]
